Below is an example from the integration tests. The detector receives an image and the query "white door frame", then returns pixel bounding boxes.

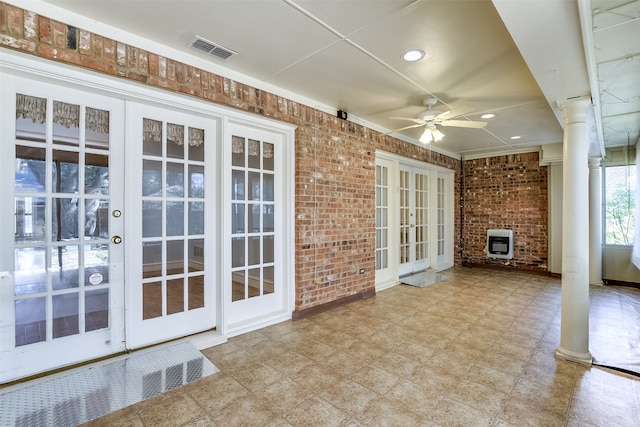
[223,117,296,337]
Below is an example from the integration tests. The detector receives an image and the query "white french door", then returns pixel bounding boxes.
[399,165,431,276]
[375,151,455,289]
[0,76,126,383]
[125,103,217,349]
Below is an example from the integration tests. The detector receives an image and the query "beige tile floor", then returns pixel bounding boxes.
[85,267,640,427]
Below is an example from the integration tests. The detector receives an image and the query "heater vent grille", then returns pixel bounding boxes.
[188,36,236,60]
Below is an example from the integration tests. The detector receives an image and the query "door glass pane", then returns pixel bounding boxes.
[248,139,260,169]
[166,240,184,275]
[263,174,274,201]
[188,239,204,272]
[15,146,46,192]
[143,160,163,197]
[189,202,204,235]
[52,198,79,241]
[248,268,260,298]
[51,245,79,290]
[188,276,204,310]
[85,154,109,195]
[143,282,162,319]
[248,204,260,232]
[85,199,108,239]
[16,94,47,142]
[188,127,205,162]
[264,236,274,263]
[167,278,184,315]
[143,201,162,238]
[248,236,260,265]
[85,106,110,149]
[85,243,109,286]
[232,270,245,301]
[232,237,245,268]
[248,172,260,200]
[189,165,204,198]
[232,170,245,200]
[143,241,162,278]
[143,118,162,156]
[263,143,274,171]
[263,266,274,295]
[52,150,79,194]
[166,201,184,236]
[15,196,46,243]
[166,162,184,197]
[232,136,245,167]
[15,297,46,346]
[52,101,80,146]
[53,293,79,338]
[232,204,245,234]
[167,123,184,159]
[85,289,109,332]
[263,205,274,232]
[14,247,46,295]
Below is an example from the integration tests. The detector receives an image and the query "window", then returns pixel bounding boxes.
[604,165,636,245]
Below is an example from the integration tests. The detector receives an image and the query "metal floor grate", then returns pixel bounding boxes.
[0,342,219,427]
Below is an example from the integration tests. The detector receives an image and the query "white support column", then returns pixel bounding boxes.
[589,157,603,285]
[556,98,593,364]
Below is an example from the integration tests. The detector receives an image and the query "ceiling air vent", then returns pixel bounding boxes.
[188,36,237,60]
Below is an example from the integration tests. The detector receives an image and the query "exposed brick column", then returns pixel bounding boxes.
[556,98,592,364]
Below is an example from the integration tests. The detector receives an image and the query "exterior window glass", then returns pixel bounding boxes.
[604,165,635,245]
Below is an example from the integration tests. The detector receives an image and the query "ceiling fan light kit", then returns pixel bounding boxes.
[391,97,487,144]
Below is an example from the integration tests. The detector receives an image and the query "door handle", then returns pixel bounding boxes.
[111,235,123,244]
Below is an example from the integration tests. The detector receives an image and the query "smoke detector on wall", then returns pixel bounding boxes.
[188,36,237,60]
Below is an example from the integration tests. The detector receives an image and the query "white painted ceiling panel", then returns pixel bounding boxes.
[29,0,638,157]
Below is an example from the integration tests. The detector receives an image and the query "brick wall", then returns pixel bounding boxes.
[462,152,548,271]
[0,2,462,313]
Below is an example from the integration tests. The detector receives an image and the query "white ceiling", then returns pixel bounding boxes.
[30,0,640,158]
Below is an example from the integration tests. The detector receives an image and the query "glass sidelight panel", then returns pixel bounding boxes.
[230,135,276,301]
[415,173,429,262]
[375,164,389,270]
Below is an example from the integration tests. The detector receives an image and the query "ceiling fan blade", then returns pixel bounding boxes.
[384,123,424,134]
[389,116,425,125]
[436,105,474,121]
[440,119,487,128]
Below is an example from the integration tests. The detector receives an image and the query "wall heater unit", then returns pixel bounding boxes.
[486,229,514,259]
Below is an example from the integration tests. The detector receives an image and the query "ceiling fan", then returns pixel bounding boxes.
[390,97,487,143]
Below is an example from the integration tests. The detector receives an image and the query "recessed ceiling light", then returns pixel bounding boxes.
[402,49,425,62]
[510,135,521,140]
[480,113,496,119]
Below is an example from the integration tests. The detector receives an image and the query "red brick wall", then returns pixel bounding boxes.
[462,152,548,271]
[0,2,462,312]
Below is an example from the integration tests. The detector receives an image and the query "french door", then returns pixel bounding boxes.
[125,103,217,348]
[0,77,126,382]
[398,165,431,276]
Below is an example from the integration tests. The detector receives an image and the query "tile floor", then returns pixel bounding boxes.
[84,267,640,427]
